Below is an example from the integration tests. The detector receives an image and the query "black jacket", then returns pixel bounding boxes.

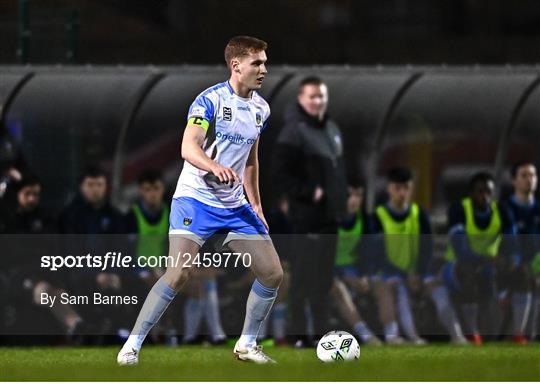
[272,102,348,232]
[58,194,125,235]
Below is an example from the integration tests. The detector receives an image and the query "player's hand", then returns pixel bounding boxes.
[357,276,370,293]
[313,186,324,203]
[210,163,240,185]
[252,204,269,231]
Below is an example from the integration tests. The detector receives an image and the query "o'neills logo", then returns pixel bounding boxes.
[215,131,256,145]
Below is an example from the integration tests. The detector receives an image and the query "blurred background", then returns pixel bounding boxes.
[0,0,539,345]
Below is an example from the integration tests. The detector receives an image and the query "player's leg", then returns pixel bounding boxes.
[395,280,425,344]
[202,268,227,343]
[182,270,205,344]
[425,279,467,344]
[372,277,403,344]
[32,281,83,335]
[330,277,380,345]
[508,263,533,343]
[118,235,200,365]
[453,261,483,344]
[227,238,283,363]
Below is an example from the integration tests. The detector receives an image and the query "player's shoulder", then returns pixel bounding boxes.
[195,81,231,101]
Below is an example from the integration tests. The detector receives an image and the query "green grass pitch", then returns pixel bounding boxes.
[0,344,539,381]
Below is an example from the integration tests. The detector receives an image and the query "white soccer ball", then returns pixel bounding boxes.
[316,330,360,362]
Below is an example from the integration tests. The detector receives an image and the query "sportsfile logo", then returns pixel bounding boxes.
[215,131,256,145]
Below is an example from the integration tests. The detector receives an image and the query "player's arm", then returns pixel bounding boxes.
[244,138,269,230]
[181,120,239,183]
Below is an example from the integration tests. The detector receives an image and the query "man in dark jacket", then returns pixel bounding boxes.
[58,166,129,340]
[272,76,348,345]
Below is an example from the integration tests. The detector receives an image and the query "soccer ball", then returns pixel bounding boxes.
[316,331,360,362]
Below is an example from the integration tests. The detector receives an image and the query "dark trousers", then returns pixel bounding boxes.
[289,231,338,340]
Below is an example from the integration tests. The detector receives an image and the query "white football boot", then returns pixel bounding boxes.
[233,340,276,364]
[117,346,139,366]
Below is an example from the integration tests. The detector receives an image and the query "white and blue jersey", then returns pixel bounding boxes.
[170,81,271,244]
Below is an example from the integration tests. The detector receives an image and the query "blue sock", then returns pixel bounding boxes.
[204,278,226,341]
[183,297,204,342]
[396,283,420,340]
[354,321,374,342]
[125,277,177,351]
[384,321,399,340]
[238,279,278,348]
[431,285,465,341]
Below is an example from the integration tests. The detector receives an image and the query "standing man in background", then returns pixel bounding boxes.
[273,76,348,346]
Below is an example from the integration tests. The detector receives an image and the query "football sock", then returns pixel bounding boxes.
[238,279,278,348]
[183,297,204,342]
[512,292,532,336]
[272,303,287,341]
[384,321,399,340]
[430,285,465,341]
[204,278,226,342]
[353,321,375,342]
[124,277,177,351]
[396,283,420,340]
[258,316,269,340]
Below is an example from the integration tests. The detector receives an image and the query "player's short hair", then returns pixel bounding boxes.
[137,169,163,185]
[298,76,324,93]
[224,36,267,68]
[510,161,536,178]
[387,167,413,184]
[79,165,107,184]
[469,172,494,191]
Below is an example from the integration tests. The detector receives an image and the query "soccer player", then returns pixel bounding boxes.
[501,162,539,343]
[333,185,381,345]
[444,172,518,345]
[370,168,429,345]
[125,169,169,285]
[117,36,282,365]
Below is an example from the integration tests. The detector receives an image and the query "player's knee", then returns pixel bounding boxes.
[264,265,283,288]
[165,267,191,291]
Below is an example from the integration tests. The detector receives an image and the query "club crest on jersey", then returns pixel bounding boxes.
[183,217,192,226]
[256,113,262,126]
[223,107,232,121]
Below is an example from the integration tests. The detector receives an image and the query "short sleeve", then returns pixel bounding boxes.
[187,94,216,122]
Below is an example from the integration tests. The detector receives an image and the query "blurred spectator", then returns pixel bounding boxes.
[58,165,128,341]
[59,166,124,234]
[4,174,55,234]
[501,162,539,343]
[4,174,84,339]
[370,167,429,345]
[444,172,518,345]
[0,130,26,231]
[332,184,381,345]
[125,169,169,285]
[273,76,348,346]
